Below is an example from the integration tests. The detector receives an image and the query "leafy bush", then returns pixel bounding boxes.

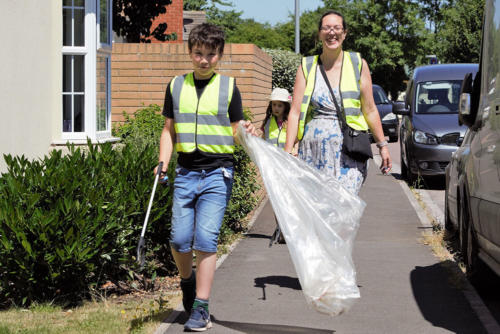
[0,141,175,307]
[263,48,302,93]
[113,104,165,150]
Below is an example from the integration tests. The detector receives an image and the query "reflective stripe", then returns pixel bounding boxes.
[349,52,361,91]
[218,75,230,118]
[342,91,359,99]
[171,74,186,115]
[197,134,234,146]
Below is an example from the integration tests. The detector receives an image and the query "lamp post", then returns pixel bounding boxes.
[295,0,300,54]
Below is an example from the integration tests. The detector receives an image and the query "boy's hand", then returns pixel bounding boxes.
[241,120,259,137]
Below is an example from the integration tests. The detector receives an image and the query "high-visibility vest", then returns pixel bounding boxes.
[297,51,369,140]
[170,73,235,154]
[264,116,286,148]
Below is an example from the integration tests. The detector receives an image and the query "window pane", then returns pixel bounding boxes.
[63,55,72,92]
[63,8,72,46]
[63,95,72,132]
[74,55,85,92]
[74,8,84,46]
[96,56,109,131]
[74,95,85,132]
[63,0,72,6]
[100,0,109,44]
[74,0,84,6]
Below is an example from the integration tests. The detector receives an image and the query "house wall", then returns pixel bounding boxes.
[0,1,61,172]
[148,0,184,43]
[111,42,272,126]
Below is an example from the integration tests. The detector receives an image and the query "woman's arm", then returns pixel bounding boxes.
[284,65,306,154]
[359,59,392,172]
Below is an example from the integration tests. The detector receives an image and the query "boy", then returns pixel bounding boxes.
[156,22,257,331]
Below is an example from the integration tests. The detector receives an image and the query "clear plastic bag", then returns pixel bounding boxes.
[238,123,366,316]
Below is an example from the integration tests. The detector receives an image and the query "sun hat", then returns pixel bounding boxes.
[270,87,291,103]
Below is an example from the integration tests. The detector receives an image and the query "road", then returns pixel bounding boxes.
[380,139,500,329]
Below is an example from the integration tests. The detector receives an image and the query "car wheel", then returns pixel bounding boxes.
[458,196,468,256]
[389,135,398,143]
[444,189,455,233]
[400,151,407,179]
[464,210,488,285]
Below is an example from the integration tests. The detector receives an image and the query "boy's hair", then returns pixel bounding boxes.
[260,101,291,131]
[188,23,225,54]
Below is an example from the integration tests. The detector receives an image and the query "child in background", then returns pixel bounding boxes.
[261,87,291,149]
[261,88,291,245]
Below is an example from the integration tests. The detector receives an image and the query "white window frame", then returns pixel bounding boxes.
[60,0,115,144]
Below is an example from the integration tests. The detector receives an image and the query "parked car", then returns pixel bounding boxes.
[393,63,479,183]
[444,0,500,283]
[373,84,399,142]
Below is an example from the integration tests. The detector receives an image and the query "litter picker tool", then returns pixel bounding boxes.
[136,161,167,268]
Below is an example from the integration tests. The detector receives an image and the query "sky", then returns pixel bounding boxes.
[228,0,324,26]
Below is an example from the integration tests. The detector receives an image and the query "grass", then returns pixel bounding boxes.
[410,185,468,290]
[0,280,182,334]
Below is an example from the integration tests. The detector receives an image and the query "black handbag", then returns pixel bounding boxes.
[318,61,373,162]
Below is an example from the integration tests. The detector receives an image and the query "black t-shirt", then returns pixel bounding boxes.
[162,73,244,170]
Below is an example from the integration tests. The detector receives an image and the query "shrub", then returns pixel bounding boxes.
[0,141,175,307]
[263,48,302,93]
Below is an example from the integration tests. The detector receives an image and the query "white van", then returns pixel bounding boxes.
[445,0,500,283]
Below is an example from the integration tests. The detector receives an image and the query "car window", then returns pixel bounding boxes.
[415,80,463,113]
[373,87,389,104]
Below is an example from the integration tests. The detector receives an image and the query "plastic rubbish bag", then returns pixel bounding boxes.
[237,123,366,316]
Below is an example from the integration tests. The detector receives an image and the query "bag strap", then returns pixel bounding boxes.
[317,57,348,131]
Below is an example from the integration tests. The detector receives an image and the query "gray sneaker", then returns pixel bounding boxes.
[184,305,212,332]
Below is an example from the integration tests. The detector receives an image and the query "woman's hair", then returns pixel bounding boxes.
[260,100,291,131]
[188,23,225,54]
[318,10,347,32]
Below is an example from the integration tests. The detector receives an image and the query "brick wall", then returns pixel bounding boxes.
[111,42,272,126]
[149,0,183,43]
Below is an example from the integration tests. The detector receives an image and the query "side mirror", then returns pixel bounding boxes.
[458,73,474,127]
[393,101,410,115]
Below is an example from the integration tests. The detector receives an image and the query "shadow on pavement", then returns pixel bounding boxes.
[244,233,272,239]
[410,261,488,334]
[254,275,301,301]
[211,315,335,334]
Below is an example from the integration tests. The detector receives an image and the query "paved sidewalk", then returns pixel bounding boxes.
[160,163,487,333]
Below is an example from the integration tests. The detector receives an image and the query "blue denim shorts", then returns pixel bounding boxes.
[169,166,234,253]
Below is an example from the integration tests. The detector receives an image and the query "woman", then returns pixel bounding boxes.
[284,10,391,194]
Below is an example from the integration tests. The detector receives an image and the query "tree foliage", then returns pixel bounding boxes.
[113,0,177,42]
[435,0,484,63]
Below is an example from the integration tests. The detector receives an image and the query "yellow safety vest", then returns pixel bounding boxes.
[298,51,369,140]
[170,73,235,154]
[264,116,286,148]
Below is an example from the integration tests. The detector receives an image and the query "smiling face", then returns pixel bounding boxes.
[189,44,222,80]
[318,13,346,51]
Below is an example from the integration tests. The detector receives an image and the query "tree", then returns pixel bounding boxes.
[226,19,290,49]
[113,0,177,43]
[435,0,484,63]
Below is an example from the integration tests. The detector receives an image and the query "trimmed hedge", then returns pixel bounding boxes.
[263,48,302,93]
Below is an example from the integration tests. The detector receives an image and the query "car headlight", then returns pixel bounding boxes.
[382,112,397,121]
[413,130,438,145]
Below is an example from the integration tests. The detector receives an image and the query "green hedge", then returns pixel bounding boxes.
[263,48,302,93]
[0,104,259,307]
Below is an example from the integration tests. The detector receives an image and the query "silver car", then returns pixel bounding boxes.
[394,63,479,183]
